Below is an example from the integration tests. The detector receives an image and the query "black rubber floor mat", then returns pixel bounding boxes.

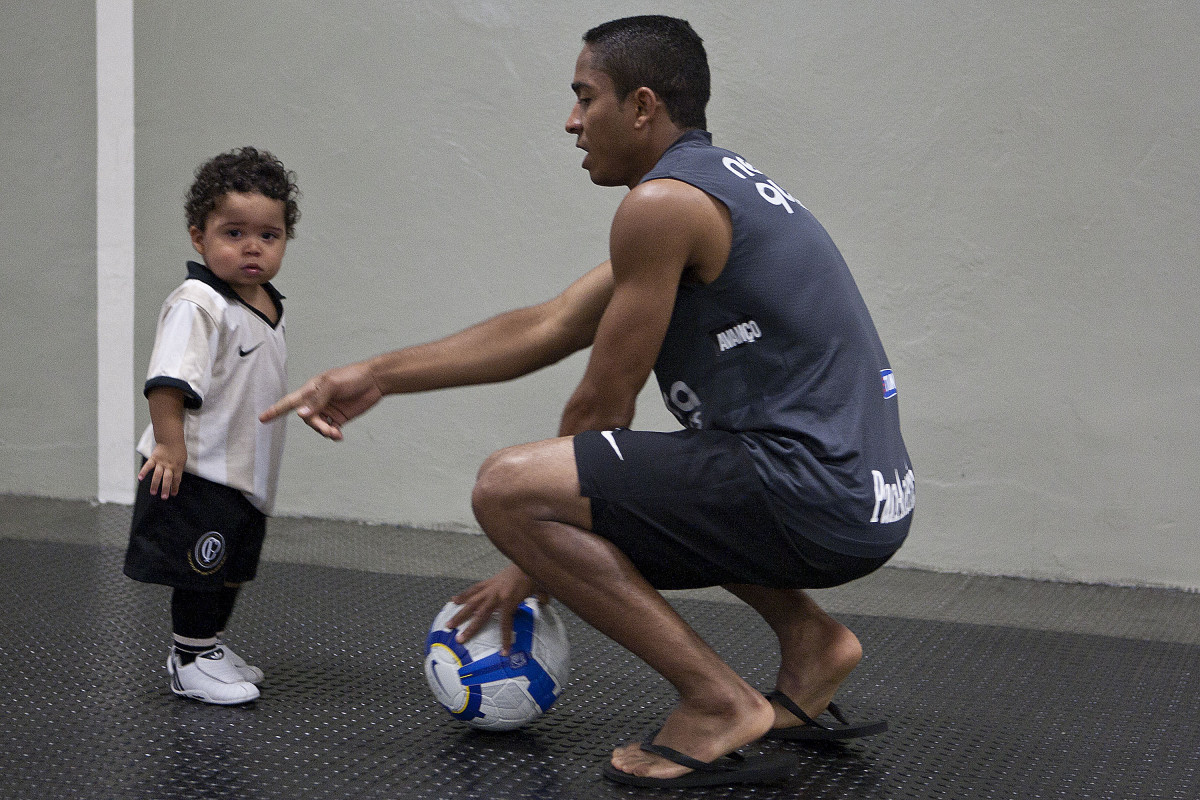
[0,538,1196,799]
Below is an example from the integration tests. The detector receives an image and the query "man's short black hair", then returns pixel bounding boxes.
[583,15,710,131]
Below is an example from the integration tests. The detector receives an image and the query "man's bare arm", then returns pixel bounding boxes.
[370,262,614,394]
[558,178,732,436]
[261,262,615,438]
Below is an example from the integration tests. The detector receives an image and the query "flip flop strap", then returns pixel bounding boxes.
[765,690,846,731]
[639,731,745,773]
[826,701,850,725]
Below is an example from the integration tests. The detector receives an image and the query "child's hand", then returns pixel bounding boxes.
[138,442,186,499]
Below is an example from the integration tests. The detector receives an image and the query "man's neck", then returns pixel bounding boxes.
[626,122,691,188]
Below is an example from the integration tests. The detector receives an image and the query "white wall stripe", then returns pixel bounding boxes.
[96,0,135,504]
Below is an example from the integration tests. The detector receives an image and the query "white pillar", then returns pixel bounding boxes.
[96,0,135,504]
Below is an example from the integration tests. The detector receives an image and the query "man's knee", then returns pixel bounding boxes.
[472,447,524,520]
[471,438,589,533]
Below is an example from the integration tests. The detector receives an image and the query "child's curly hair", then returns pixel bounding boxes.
[185,147,301,238]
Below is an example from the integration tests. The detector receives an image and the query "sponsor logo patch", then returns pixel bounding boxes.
[881,369,897,399]
[710,318,762,354]
[870,467,915,524]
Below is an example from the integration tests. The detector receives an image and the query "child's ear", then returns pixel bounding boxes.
[189,225,205,256]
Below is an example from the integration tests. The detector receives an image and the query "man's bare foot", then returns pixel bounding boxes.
[608,687,774,781]
[720,584,866,731]
[771,614,863,730]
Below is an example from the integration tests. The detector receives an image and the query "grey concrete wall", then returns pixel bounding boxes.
[4,2,1197,589]
[0,1,97,494]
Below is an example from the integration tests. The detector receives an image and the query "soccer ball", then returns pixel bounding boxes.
[424,596,571,731]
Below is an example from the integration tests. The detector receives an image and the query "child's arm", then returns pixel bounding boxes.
[139,386,187,499]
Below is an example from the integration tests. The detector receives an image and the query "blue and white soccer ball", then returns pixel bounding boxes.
[424,596,571,731]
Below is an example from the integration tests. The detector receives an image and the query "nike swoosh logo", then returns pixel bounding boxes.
[238,343,262,357]
[601,430,624,461]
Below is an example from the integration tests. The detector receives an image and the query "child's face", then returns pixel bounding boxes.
[190,191,287,300]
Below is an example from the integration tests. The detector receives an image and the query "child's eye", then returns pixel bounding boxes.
[226,229,242,238]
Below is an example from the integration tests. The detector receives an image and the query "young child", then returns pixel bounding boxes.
[123,147,300,704]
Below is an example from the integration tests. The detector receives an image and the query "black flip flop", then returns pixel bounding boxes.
[602,731,796,788]
[764,690,888,741]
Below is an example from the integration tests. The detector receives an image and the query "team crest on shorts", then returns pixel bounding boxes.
[189,531,227,575]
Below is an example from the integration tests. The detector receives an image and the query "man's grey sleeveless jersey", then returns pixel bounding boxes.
[643,130,913,558]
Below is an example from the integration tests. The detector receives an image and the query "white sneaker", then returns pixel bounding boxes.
[217,642,265,684]
[167,647,260,705]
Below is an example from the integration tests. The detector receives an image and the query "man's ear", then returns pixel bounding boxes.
[634,86,665,126]
[189,225,205,256]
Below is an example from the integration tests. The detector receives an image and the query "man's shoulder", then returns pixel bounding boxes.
[627,174,709,202]
[615,177,722,238]
[643,137,750,196]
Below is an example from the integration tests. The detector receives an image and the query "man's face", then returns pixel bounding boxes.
[566,46,640,188]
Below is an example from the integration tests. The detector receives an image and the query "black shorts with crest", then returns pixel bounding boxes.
[124,464,266,590]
